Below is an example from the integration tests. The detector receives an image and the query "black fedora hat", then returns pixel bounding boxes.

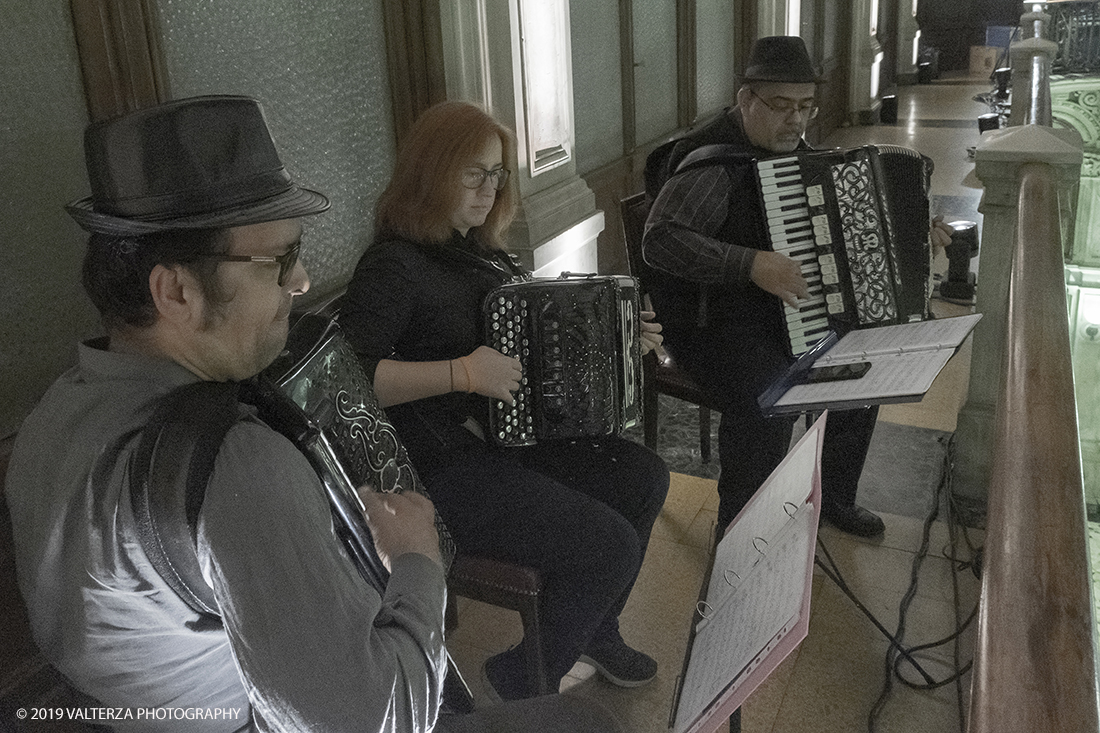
[66,95,329,237]
[743,36,821,84]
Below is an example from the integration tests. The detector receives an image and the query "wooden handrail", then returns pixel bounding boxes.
[967,162,1098,732]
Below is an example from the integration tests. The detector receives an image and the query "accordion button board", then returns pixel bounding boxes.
[489,295,537,445]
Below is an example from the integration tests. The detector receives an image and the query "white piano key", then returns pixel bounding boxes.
[760,181,801,195]
[757,157,800,171]
[787,306,827,325]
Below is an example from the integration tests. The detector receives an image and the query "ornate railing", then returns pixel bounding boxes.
[1048,0,1100,74]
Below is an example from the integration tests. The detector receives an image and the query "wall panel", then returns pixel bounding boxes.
[571,1,625,174]
[0,3,97,437]
[158,0,397,304]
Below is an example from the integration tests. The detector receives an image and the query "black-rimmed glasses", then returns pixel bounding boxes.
[201,241,301,286]
[751,90,819,120]
[461,167,510,191]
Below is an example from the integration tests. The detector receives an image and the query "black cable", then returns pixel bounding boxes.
[807,433,981,733]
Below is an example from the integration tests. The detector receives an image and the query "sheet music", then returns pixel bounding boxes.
[674,506,815,733]
[761,314,981,415]
[704,433,819,612]
[671,416,823,733]
[815,313,981,362]
[773,348,954,409]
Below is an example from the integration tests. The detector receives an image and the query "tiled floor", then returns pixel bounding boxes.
[446,72,994,732]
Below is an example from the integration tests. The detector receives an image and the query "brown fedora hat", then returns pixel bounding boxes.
[742,36,821,84]
[66,95,329,237]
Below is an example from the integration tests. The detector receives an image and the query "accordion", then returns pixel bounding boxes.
[678,143,933,357]
[482,275,642,447]
[244,313,455,591]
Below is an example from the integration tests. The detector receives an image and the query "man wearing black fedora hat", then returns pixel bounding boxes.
[643,36,949,539]
[6,96,622,732]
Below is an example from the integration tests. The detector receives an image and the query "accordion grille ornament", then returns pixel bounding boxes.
[679,143,933,357]
[251,314,455,586]
[483,275,642,447]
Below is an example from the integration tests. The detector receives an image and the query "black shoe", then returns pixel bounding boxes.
[579,638,657,688]
[821,503,885,537]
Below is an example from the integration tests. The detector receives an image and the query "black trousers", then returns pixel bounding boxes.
[395,413,669,689]
[679,317,878,531]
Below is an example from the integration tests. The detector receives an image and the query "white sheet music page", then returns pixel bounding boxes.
[767,314,982,413]
[773,348,953,409]
[672,414,824,733]
[815,313,982,362]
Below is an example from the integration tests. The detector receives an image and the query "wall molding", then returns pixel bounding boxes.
[69,0,168,122]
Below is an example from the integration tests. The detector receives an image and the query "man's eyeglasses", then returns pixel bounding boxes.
[751,90,819,120]
[201,241,301,287]
[461,167,510,191]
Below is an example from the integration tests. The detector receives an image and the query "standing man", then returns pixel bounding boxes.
[642,37,952,537]
[5,96,620,732]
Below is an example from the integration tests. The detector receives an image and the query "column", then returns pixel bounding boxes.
[439,0,603,277]
[849,0,883,125]
[897,0,920,85]
[952,124,1084,501]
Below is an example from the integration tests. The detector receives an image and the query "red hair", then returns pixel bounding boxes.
[376,101,518,249]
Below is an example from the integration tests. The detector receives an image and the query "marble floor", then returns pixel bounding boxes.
[446,72,994,732]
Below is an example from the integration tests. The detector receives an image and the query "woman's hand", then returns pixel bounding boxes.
[457,345,523,404]
[639,310,664,355]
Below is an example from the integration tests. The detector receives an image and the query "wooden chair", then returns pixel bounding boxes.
[620,191,723,462]
[446,554,548,694]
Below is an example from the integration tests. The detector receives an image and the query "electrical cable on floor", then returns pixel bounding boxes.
[812,433,982,733]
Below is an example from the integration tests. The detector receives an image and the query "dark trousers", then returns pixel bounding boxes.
[679,318,879,531]
[398,417,669,689]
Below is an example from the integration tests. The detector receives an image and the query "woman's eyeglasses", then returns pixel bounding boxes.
[461,167,510,191]
[200,241,301,286]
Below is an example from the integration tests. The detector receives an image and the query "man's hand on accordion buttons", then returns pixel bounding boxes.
[750,250,810,308]
[463,345,523,404]
[357,488,443,571]
[640,310,664,356]
[931,216,954,253]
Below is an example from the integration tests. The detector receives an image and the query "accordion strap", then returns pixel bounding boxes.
[128,381,243,620]
[673,143,757,179]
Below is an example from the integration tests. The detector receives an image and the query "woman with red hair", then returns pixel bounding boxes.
[340,101,668,702]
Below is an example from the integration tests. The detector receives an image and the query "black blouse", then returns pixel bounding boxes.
[339,230,526,436]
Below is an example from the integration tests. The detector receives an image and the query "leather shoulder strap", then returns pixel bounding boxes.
[674,143,757,179]
[129,381,242,619]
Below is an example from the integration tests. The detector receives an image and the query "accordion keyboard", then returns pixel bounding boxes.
[757,156,845,356]
[487,293,537,445]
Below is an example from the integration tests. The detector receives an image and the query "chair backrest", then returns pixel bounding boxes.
[619,192,658,301]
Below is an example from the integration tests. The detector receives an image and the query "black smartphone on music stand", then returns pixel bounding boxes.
[803,361,871,383]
